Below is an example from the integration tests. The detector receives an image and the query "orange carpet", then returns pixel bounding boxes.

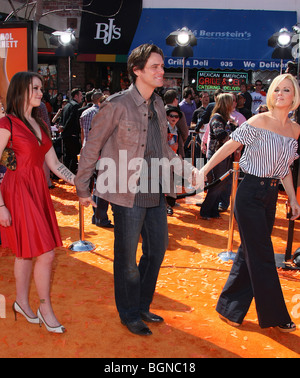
[0,181,300,358]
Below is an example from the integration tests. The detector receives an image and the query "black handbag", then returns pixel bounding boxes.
[0,116,17,171]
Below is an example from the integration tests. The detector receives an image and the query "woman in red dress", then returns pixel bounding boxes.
[0,72,75,333]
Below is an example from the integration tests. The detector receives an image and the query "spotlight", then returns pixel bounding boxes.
[277,28,292,47]
[166,27,197,95]
[176,29,190,46]
[52,28,75,46]
[166,27,197,48]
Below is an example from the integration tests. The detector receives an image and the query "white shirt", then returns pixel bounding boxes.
[230,122,298,179]
[250,92,266,114]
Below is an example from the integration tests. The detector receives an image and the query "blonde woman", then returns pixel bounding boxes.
[200,74,300,332]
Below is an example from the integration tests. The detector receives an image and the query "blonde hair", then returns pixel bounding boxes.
[267,73,300,112]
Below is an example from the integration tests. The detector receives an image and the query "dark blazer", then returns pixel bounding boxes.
[61,99,81,139]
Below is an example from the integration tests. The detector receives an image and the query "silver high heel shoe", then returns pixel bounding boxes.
[37,308,66,334]
[12,301,40,324]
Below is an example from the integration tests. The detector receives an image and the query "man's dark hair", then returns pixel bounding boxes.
[127,44,164,84]
[71,88,81,98]
[164,89,178,104]
[85,90,95,103]
[182,87,193,99]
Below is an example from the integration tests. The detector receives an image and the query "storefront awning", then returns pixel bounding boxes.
[77,0,142,62]
[129,8,297,71]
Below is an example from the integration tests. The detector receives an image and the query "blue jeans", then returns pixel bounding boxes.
[112,194,168,323]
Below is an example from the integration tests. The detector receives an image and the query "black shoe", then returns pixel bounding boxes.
[100,223,114,228]
[121,319,152,336]
[140,311,164,323]
[276,322,296,333]
[92,219,114,228]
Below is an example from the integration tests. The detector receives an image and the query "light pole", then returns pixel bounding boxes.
[51,28,76,94]
[51,28,95,253]
[166,27,197,95]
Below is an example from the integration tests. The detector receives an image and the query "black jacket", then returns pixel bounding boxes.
[61,99,81,139]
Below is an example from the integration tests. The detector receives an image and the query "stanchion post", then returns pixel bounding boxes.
[79,203,84,241]
[69,155,95,252]
[218,161,239,262]
[187,131,201,167]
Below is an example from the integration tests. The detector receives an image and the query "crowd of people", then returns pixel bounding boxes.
[0,43,299,338]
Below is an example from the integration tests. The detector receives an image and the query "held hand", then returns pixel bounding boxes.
[0,206,12,227]
[190,168,205,191]
[78,196,97,208]
[289,200,300,220]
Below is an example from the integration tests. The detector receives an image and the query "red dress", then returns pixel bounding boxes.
[0,115,62,258]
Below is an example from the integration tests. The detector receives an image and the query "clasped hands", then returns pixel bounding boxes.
[189,167,206,191]
[78,168,207,207]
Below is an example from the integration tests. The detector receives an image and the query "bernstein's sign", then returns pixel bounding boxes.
[0,21,37,109]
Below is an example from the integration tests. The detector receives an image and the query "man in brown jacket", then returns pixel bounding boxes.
[75,44,201,336]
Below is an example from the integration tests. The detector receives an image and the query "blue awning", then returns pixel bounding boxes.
[130,8,297,71]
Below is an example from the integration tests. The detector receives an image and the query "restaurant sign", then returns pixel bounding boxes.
[78,0,142,60]
[196,70,249,92]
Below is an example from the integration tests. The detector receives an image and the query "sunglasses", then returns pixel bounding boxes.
[168,114,179,119]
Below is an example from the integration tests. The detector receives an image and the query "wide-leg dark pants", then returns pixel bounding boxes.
[216,174,292,328]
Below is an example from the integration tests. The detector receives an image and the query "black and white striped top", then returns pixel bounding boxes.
[230,122,299,179]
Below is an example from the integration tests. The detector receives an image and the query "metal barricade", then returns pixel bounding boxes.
[218,161,239,262]
[69,154,95,252]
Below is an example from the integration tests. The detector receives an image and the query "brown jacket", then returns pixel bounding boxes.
[74,85,193,207]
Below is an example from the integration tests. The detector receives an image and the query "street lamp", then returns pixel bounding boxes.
[166,27,197,94]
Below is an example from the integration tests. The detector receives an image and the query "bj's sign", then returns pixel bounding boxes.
[197,70,248,92]
[78,0,142,56]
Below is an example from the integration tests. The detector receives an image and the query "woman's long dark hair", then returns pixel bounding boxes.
[6,71,51,143]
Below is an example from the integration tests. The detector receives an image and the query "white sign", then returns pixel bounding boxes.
[94,19,121,45]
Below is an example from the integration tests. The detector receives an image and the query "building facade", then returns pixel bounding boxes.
[1,0,300,96]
